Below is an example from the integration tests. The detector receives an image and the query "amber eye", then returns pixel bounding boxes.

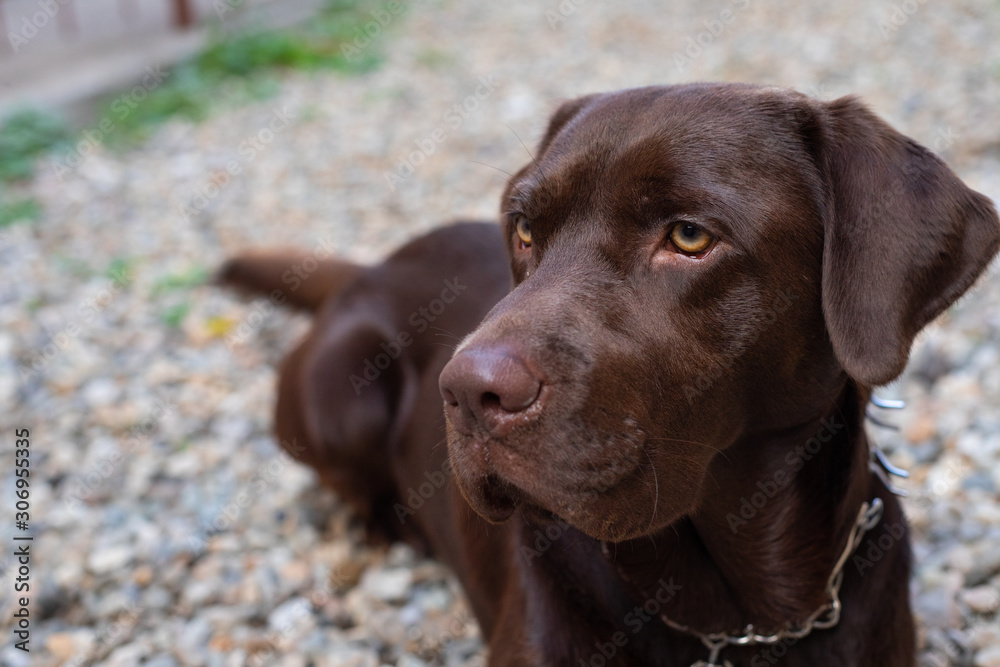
[514,216,532,247]
[669,223,714,255]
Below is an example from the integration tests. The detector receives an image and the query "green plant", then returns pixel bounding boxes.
[0,109,71,182]
[105,257,136,286]
[0,0,399,165]
[153,266,209,295]
[161,301,191,328]
[54,255,95,279]
[106,0,387,143]
[0,196,41,227]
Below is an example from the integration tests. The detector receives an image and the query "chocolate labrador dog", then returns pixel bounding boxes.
[220,83,1000,666]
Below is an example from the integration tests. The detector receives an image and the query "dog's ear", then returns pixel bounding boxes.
[815,96,1000,386]
[304,315,417,461]
[278,311,417,509]
[535,94,599,155]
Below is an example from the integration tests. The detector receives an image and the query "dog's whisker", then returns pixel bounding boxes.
[643,447,659,533]
[466,160,529,197]
[646,436,731,464]
[504,123,546,180]
[429,327,464,341]
[466,159,515,179]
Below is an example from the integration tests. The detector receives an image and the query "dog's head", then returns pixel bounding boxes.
[439,84,999,542]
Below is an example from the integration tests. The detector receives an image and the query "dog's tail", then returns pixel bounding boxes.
[215,249,364,312]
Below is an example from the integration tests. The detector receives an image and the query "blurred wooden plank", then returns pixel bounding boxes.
[173,0,194,28]
[118,0,140,25]
[58,0,78,38]
[0,4,8,54]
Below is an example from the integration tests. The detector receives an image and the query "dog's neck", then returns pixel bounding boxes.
[605,380,877,634]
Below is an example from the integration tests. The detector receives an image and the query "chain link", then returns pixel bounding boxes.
[658,497,885,667]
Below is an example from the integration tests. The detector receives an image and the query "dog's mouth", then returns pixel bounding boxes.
[445,418,662,540]
[470,472,521,522]
[445,430,519,522]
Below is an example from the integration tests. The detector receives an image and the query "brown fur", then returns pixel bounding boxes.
[220,83,1000,666]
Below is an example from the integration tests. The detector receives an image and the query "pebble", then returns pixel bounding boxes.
[4,1,1000,665]
[977,645,1000,667]
[904,413,938,444]
[177,617,213,663]
[961,586,1000,615]
[916,587,963,630]
[316,645,380,667]
[106,642,151,667]
[361,568,415,604]
[45,632,79,659]
[268,597,315,634]
[966,543,1000,587]
[398,655,430,667]
[87,545,134,576]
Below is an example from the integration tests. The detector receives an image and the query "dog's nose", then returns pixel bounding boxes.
[439,346,542,437]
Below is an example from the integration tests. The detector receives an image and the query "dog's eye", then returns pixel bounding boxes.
[514,216,532,248]
[669,223,714,255]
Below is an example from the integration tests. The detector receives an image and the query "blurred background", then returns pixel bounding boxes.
[1,1,999,665]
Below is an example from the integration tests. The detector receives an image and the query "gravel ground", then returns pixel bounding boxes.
[2,1,1000,665]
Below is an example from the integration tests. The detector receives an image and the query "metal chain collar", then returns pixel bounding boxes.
[660,496,885,667]
[603,395,905,666]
